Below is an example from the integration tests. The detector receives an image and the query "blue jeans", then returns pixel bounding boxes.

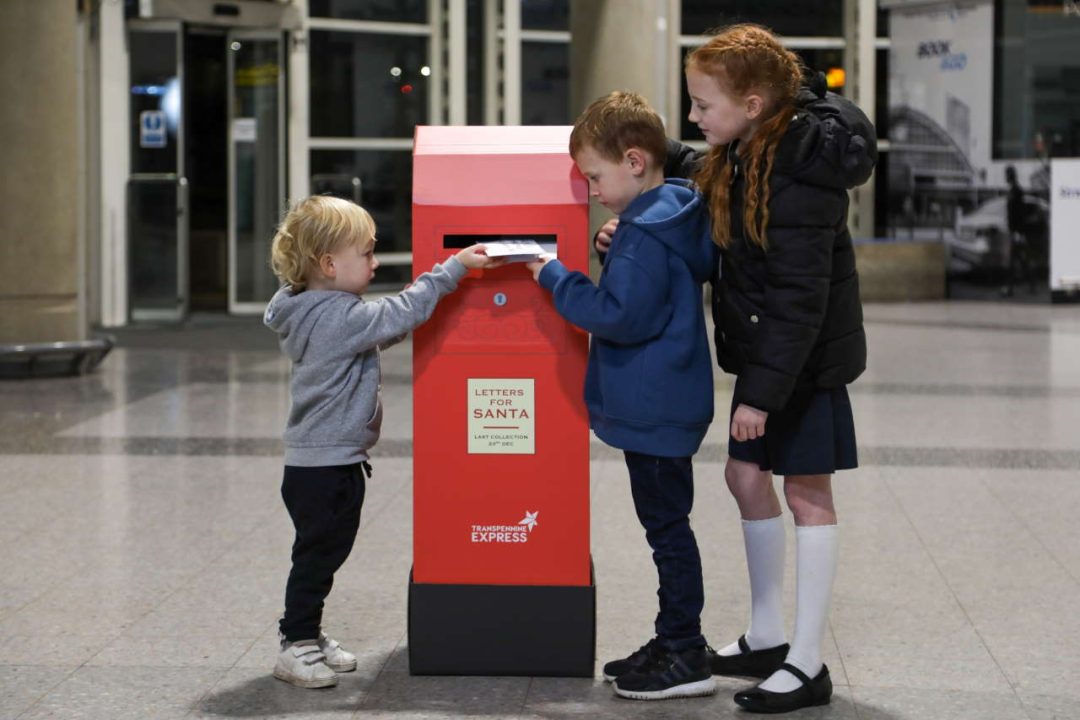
[624,451,706,650]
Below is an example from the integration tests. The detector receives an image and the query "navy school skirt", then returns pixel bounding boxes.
[727,386,858,476]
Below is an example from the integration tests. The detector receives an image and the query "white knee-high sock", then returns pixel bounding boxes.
[759,523,838,693]
[718,515,787,656]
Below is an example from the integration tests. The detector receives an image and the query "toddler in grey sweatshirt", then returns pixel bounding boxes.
[264,195,498,689]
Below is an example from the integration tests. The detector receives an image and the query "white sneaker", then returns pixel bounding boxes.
[318,631,357,673]
[273,641,338,689]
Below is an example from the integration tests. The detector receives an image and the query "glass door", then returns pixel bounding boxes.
[228,30,286,313]
[128,21,188,322]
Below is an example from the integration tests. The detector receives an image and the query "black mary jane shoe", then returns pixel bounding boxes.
[733,662,832,714]
[708,635,790,679]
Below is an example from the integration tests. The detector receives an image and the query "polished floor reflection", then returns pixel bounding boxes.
[2,302,1079,719]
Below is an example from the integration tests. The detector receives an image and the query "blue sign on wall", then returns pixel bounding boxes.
[139,110,167,149]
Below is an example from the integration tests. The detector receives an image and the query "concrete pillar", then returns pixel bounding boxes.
[569,0,678,124]
[844,0,877,241]
[0,0,83,343]
[569,0,679,254]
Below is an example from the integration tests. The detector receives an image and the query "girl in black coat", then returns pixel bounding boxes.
[596,24,877,714]
[689,25,876,714]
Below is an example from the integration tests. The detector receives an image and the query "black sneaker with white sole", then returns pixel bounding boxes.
[613,645,717,701]
[601,637,666,682]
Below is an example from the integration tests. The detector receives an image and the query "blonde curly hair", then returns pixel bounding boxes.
[270,195,376,291]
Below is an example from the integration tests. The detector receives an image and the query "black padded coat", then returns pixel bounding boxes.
[665,74,878,413]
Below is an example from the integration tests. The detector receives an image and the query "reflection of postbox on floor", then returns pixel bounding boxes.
[408,126,594,677]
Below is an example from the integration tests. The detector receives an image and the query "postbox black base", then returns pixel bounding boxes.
[407,562,595,677]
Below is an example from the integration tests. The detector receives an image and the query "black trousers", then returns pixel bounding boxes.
[279,461,369,642]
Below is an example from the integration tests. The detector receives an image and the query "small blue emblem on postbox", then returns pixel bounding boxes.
[493,292,507,306]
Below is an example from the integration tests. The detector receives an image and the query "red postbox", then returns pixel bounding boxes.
[408,126,594,676]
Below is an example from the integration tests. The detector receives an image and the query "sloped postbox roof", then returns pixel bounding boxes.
[413,126,588,206]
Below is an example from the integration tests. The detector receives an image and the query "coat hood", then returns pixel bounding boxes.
[264,286,346,362]
[772,71,878,190]
[619,179,716,283]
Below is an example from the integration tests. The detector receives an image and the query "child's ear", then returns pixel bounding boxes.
[745,94,764,121]
[625,148,647,176]
[318,253,336,278]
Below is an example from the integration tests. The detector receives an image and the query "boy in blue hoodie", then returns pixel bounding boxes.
[526,91,718,701]
[264,195,498,688]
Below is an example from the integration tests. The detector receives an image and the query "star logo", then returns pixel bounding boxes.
[518,510,539,532]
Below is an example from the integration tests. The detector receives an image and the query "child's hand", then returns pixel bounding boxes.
[454,244,505,270]
[731,403,768,442]
[595,218,618,254]
[525,253,556,282]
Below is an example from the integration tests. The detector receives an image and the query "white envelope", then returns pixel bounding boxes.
[481,239,557,263]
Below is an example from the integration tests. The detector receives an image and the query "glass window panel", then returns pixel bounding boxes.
[994,0,1080,160]
[128,179,179,312]
[232,38,283,305]
[796,48,846,90]
[129,30,179,174]
[678,48,845,140]
[681,0,843,37]
[878,7,889,37]
[522,41,570,125]
[874,47,888,241]
[876,48,888,140]
[310,150,413,288]
[309,0,427,23]
[522,0,569,30]
[467,0,485,124]
[310,149,413,256]
[875,150,889,238]
[185,32,228,234]
[310,30,430,137]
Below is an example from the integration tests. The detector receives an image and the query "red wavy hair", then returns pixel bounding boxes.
[687,24,805,249]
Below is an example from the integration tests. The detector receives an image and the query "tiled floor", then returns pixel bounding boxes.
[2,301,1079,719]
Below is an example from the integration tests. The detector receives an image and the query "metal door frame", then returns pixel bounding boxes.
[227,28,287,315]
[127,19,189,322]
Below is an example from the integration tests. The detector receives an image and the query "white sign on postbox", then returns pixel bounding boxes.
[467,378,535,454]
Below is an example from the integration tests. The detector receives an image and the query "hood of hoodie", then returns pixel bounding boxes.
[771,71,878,190]
[618,179,715,284]
[264,286,348,362]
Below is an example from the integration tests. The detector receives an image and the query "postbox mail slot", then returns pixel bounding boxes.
[443,233,557,248]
